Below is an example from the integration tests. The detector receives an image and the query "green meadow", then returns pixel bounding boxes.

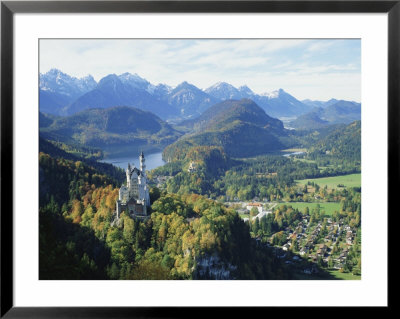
[278,202,341,216]
[295,173,361,190]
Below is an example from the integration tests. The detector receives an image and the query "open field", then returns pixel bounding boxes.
[293,158,317,164]
[293,158,335,171]
[295,173,361,190]
[327,270,361,280]
[276,202,341,216]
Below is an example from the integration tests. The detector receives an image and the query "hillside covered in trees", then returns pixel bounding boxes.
[164,99,295,159]
[152,121,361,203]
[39,143,305,280]
[39,106,182,156]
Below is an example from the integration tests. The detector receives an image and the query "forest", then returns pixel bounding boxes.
[39,112,361,280]
[39,149,304,279]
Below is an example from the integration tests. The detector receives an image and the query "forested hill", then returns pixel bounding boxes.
[164,99,294,159]
[308,120,361,163]
[39,106,182,152]
[289,112,330,130]
[39,137,125,182]
[181,98,284,132]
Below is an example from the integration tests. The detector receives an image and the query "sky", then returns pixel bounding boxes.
[40,39,361,102]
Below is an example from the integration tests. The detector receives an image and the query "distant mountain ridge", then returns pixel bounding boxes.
[289,100,361,129]
[204,82,313,117]
[40,69,360,122]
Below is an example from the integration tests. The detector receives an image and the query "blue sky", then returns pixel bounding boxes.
[40,39,361,102]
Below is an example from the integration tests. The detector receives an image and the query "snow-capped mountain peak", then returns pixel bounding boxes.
[205,82,241,100]
[153,83,173,96]
[238,85,254,96]
[119,72,146,83]
[206,81,236,91]
[118,72,156,93]
[40,68,97,97]
[261,88,286,99]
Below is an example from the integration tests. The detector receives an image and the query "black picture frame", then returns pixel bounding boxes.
[1,0,395,317]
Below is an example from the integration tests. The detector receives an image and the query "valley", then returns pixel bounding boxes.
[38,69,361,281]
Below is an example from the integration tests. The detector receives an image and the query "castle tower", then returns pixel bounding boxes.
[116,200,122,218]
[140,151,146,176]
[126,163,132,188]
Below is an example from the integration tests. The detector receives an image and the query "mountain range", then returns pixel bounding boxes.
[40,69,359,121]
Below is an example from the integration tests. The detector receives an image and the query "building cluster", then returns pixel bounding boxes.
[241,202,273,222]
[270,216,357,273]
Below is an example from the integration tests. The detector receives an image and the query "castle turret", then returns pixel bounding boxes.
[116,200,122,218]
[126,163,131,188]
[140,151,146,177]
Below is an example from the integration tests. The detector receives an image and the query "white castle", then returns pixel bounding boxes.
[115,151,151,219]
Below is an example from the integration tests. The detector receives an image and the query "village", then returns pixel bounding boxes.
[224,200,359,276]
[276,216,357,274]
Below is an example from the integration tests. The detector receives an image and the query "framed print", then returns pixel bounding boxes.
[1,0,395,316]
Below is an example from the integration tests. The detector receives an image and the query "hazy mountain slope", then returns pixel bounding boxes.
[319,100,361,123]
[165,81,218,118]
[289,111,330,130]
[289,100,361,129]
[39,112,60,128]
[39,69,97,115]
[252,89,313,118]
[64,74,179,119]
[39,90,76,115]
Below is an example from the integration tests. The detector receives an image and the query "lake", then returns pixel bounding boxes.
[283,151,305,157]
[101,152,166,171]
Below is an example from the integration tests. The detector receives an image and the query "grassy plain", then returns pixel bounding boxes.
[295,173,361,190]
[278,202,341,216]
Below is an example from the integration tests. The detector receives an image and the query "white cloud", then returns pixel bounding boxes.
[40,39,360,101]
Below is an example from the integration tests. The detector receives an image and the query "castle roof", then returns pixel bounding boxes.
[128,166,142,176]
[247,203,262,207]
